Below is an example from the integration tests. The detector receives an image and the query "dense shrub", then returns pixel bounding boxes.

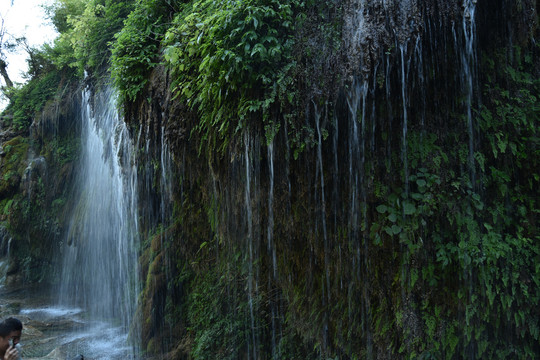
[163,0,300,152]
[3,71,61,132]
[110,0,182,102]
[51,0,135,77]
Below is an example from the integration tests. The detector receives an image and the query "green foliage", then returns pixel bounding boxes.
[0,137,29,195]
[478,50,539,188]
[365,41,539,359]
[47,0,86,34]
[45,136,80,167]
[3,71,61,132]
[41,38,78,71]
[373,42,539,358]
[186,257,251,360]
[110,0,181,102]
[1,37,78,129]
[52,0,135,76]
[163,0,299,153]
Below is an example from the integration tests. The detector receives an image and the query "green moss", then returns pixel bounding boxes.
[43,136,81,167]
[0,137,30,196]
[3,72,62,132]
[186,260,251,360]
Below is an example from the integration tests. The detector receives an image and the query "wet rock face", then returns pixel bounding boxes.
[0,225,10,256]
[477,0,538,48]
[341,0,538,89]
[124,66,192,157]
[342,0,461,77]
[127,0,539,357]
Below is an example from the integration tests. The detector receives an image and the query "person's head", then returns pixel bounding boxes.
[3,317,22,344]
[0,317,22,355]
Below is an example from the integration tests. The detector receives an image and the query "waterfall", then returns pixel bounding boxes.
[313,102,330,303]
[160,126,173,228]
[461,0,478,187]
[400,43,410,196]
[58,87,140,358]
[384,53,394,167]
[0,227,9,286]
[313,101,332,354]
[414,36,426,133]
[244,133,259,360]
[345,78,372,359]
[346,78,367,242]
[267,143,277,280]
[266,141,277,358]
[461,2,478,356]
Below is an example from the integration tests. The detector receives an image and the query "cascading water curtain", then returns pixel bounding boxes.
[59,86,140,358]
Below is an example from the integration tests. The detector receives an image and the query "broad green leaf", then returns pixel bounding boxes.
[403,201,416,215]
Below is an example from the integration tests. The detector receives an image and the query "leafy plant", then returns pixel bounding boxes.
[110,0,181,102]
[3,70,61,131]
[52,0,135,76]
[163,0,299,153]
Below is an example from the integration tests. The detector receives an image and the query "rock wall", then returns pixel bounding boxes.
[127,1,539,358]
[0,75,81,285]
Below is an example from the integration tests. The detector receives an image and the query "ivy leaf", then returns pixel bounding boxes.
[403,201,416,215]
[376,204,387,214]
[385,225,402,235]
[410,269,419,287]
[251,43,266,58]
[391,225,402,234]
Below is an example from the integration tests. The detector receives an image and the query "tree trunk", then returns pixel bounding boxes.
[0,58,13,89]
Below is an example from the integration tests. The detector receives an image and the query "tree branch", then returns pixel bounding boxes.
[0,58,13,89]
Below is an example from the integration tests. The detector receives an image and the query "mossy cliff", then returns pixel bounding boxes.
[124,0,539,359]
[0,65,81,284]
[1,0,538,359]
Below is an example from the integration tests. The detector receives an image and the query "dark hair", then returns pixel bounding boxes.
[4,318,22,332]
[0,317,22,337]
[0,322,10,337]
